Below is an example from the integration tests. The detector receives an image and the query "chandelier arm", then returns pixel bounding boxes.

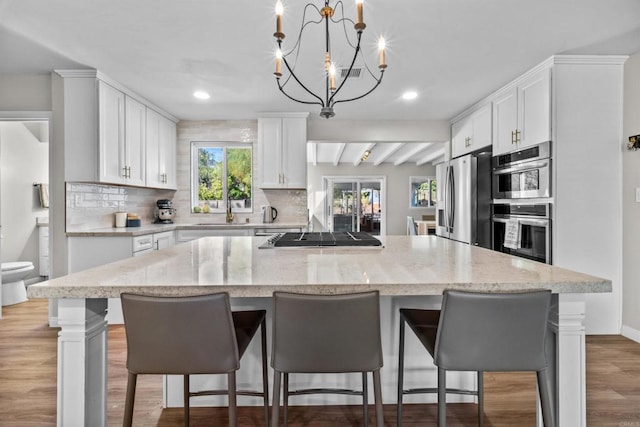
[282,4,324,57]
[331,1,358,50]
[328,30,363,104]
[277,80,324,106]
[332,70,385,106]
[280,53,325,106]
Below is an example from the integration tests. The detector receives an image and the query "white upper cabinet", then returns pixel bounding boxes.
[98,81,126,184]
[124,96,146,186]
[258,114,308,189]
[99,81,146,186]
[146,108,177,189]
[56,71,178,190]
[451,103,492,158]
[492,67,551,155]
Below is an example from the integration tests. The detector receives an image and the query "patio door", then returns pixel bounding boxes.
[325,177,385,235]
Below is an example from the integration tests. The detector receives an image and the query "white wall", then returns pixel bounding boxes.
[0,75,52,111]
[622,51,640,341]
[308,161,438,235]
[0,122,48,278]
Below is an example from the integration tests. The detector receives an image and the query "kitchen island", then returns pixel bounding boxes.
[28,235,610,427]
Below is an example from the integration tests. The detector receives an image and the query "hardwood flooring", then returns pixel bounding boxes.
[1,299,639,426]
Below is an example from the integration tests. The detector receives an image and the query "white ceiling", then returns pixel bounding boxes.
[1,0,640,165]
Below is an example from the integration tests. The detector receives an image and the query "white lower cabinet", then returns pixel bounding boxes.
[38,226,49,277]
[176,228,252,242]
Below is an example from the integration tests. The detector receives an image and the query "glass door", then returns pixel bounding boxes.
[326,178,383,235]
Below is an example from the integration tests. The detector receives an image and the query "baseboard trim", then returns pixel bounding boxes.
[621,325,640,344]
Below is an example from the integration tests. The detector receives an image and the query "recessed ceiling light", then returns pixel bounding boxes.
[402,91,418,101]
[193,91,210,100]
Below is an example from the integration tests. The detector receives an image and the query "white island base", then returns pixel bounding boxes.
[56,295,586,427]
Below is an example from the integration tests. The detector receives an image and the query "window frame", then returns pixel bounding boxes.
[409,176,436,209]
[190,141,253,214]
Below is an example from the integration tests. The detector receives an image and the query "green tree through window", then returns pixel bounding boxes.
[192,143,252,213]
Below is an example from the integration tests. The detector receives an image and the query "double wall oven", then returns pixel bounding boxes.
[491,142,552,264]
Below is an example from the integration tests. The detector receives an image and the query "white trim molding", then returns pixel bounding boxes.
[621,325,640,344]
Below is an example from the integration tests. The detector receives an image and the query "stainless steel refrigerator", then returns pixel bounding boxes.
[435,152,492,248]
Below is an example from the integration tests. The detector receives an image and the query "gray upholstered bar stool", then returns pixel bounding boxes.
[121,292,269,427]
[271,291,384,427]
[397,289,555,427]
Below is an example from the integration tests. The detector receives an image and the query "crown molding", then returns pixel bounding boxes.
[53,69,97,78]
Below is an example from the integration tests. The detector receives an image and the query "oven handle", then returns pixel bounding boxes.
[492,160,550,175]
[492,217,550,227]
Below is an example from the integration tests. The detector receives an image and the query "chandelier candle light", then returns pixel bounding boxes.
[273,0,387,119]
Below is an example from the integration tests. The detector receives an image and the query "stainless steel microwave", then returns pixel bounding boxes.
[492,142,551,199]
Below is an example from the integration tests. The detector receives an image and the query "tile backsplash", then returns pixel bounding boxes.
[66,120,309,230]
[66,183,175,229]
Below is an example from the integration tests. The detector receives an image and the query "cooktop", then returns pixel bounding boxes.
[258,232,383,249]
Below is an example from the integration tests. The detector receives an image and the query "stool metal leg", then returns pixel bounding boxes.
[228,372,237,427]
[373,369,384,427]
[123,372,137,427]
[271,371,281,427]
[478,371,484,427]
[260,318,270,426]
[437,367,447,427]
[184,374,190,427]
[283,372,289,427]
[397,316,406,427]
[537,368,556,427]
[363,372,369,427]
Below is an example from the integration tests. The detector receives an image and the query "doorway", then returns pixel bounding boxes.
[0,113,51,318]
[324,177,386,236]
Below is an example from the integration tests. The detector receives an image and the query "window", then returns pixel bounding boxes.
[409,176,436,208]
[191,142,252,213]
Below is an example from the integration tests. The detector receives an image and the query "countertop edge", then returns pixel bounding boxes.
[66,223,308,237]
[28,280,612,299]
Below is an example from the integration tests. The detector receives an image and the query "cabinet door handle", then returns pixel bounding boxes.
[511,130,516,144]
[515,129,521,143]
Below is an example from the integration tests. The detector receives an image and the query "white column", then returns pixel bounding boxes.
[57,298,108,427]
[539,298,586,427]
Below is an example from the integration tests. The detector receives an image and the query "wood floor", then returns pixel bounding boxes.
[1,299,640,426]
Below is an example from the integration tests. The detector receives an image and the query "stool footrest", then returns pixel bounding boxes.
[190,389,266,398]
[289,387,363,397]
[402,387,478,396]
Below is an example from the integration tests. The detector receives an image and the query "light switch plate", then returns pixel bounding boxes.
[636,187,640,203]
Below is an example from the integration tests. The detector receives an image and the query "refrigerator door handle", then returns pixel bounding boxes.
[449,165,455,232]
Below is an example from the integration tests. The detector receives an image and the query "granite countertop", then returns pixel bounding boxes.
[65,222,308,237]
[28,235,611,299]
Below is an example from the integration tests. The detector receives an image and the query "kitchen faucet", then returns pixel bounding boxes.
[226,197,234,223]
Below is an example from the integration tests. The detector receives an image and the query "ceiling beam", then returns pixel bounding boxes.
[353,143,376,166]
[333,143,346,166]
[416,145,446,165]
[373,143,405,166]
[393,143,432,166]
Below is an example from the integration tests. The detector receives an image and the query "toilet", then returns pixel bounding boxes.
[1,262,34,306]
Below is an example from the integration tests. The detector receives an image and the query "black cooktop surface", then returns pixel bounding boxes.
[259,232,382,248]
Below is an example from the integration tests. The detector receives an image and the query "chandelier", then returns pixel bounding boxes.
[273,0,387,119]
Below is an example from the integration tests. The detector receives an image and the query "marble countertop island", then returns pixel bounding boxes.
[28,235,610,299]
[30,235,610,427]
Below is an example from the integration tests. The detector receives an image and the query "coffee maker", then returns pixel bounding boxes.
[154,199,176,224]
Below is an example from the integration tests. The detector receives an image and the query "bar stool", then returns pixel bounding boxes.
[271,291,384,427]
[397,289,555,427]
[121,292,269,427]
